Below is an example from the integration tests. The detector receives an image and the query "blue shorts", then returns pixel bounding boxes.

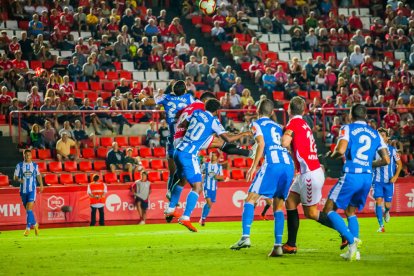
[204,188,217,203]
[328,173,372,211]
[372,182,394,202]
[173,150,202,185]
[248,163,294,199]
[20,190,36,206]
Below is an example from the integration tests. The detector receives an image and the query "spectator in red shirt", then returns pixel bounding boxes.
[0,54,13,72]
[50,9,61,27]
[26,86,43,109]
[8,36,20,55]
[348,10,363,31]
[0,86,11,114]
[243,99,257,122]
[11,51,28,73]
[348,88,363,104]
[384,107,400,130]
[60,76,74,96]
[384,87,395,103]
[330,116,341,141]
[52,16,70,44]
[158,20,170,43]
[168,17,185,42]
[60,7,74,27]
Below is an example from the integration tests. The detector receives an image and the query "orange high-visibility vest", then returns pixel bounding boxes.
[89,182,106,205]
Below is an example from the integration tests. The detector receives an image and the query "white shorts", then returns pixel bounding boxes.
[290,167,325,206]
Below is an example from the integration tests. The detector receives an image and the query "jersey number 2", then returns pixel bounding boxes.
[356,135,371,160]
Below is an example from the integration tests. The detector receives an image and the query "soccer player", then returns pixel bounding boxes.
[323,104,389,261]
[230,99,294,257]
[14,149,44,236]
[199,151,224,226]
[372,128,402,232]
[281,96,329,254]
[165,99,251,232]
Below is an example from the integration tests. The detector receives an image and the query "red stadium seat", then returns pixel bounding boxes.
[96,71,105,79]
[191,15,202,25]
[233,158,247,168]
[151,159,164,170]
[30,60,42,70]
[60,173,74,185]
[94,160,107,171]
[309,91,321,100]
[272,91,285,101]
[100,91,112,100]
[0,175,9,186]
[90,82,102,91]
[82,148,96,159]
[129,136,143,146]
[44,60,55,70]
[120,172,132,183]
[148,171,161,182]
[140,159,150,168]
[201,24,212,33]
[100,137,113,147]
[231,170,245,180]
[103,81,116,91]
[133,171,141,181]
[240,62,251,72]
[106,71,118,80]
[115,136,128,147]
[79,161,93,172]
[64,161,77,172]
[45,174,59,185]
[222,169,229,179]
[49,161,63,172]
[97,147,108,159]
[76,82,89,90]
[246,158,253,167]
[139,147,152,158]
[313,52,323,60]
[162,171,169,181]
[297,90,309,99]
[37,162,47,173]
[74,91,85,98]
[104,173,118,183]
[266,52,278,60]
[119,71,132,80]
[18,20,29,30]
[37,149,52,160]
[74,173,88,185]
[153,147,166,158]
[113,62,122,71]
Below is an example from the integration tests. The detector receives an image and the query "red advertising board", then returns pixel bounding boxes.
[1,178,413,229]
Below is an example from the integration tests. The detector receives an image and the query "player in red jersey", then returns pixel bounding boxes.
[281,96,335,253]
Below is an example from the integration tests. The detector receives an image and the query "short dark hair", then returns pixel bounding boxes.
[351,104,367,121]
[92,174,100,182]
[205,98,221,113]
[257,99,274,116]
[23,149,32,155]
[172,80,186,96]
[377,127,389,136]
[289,96,305,115]
[141,171,148,176]
[200,92,215,102]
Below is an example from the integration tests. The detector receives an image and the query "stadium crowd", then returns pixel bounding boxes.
[0,0,413,177]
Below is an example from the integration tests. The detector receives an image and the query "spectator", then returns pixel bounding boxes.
[124,149,144,179]
[28,14,44,38]
[384,107,401,130]
[170,56,185,80]
[67,56,83,82]
[230,38,248,64]
[175,37,190,63]
[260,10,273,33]
[158,119,169,147]
[274,65,288,91]
[243,99,257,122]
[229,87,241,109]
[108,98,132,135]
[40,120,57,150]
[185,55,200,82]
[349,45,364,68]
[348,11,363,31]
[113,35,129,60]
[221,66,236,92]
[56,131,78,161]
[144,18,159,39]
[211,21,227,42]
[94,97,115,133]
[145,121,160,148]
[313,55,326,72]
[88,174,107,226]
[131,171,151,225]
[106,142,125,173]
[330,116,342,141]
[0,86,11,115]
[30,124,45,149]
[315,69,327,91]
[262,67,276,93]
[185,77,196,94]
[19,32,33,61]
[82,56,98,81]
[231,77,244,95]
[59,121,74,140]
[73,120,96,148]
[305,28,318,52]
[80,98,101,135]
[285,77,300,99]
[246,37,263,61]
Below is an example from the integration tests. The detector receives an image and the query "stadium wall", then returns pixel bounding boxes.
[1,178,414,229]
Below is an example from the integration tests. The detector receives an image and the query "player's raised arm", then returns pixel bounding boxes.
[329,125,349,159]
[219,131,252,143]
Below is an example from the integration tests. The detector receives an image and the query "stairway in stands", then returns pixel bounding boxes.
[0,136,23,185]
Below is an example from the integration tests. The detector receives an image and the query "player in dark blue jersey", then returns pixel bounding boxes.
[372,128,402,232]
[323,104,390,261]
[14,149,44,236]
[230,99,294,256]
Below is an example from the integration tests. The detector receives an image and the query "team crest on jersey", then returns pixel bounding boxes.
[340,129,346,137]
[24,171,33,178]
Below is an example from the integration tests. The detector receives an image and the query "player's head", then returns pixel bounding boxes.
[141,171,148,181]
[257,99,274,117]
[210,151,219,162]
[377,127,390,143]
[205,98,221,115]
[92,174,100,182]
[200,92,215,103]
[23,149,32,163]
[350,103,367,122]
[288,96,305,116]
[172,80,186,96]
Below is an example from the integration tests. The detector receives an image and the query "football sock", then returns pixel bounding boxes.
[375,203,384,227]
[27,210,36,228]
[274,210,284,245]
[347,215,359,238]
[221,142,250,157]
[286,209,299,246]
[317,211,334,229]
[202,204,211,219]
[327,211,354,244]
[183,191,199,218]
[168,185,183,210]
[242,202,255,237]
[261,204,271,216]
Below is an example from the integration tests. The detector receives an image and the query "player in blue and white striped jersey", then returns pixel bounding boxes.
[230,99,294,256]
[199,151,224,226]
[372,128,402,232]
[14,149,44,236]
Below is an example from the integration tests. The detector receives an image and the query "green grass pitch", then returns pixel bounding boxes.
[1,217,414,275]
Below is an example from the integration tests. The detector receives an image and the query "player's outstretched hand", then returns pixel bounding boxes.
[39,186,44,193]
[246,167,256,182]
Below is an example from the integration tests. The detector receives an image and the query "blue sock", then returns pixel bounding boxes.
[168,185,183,209]
[274,210,284,245]
[202,204,210,219]
[327,211,354,244]
[347,215,359,238]
[183,191,199,218]
[242,202,255,237]
[27,210,36,228]
[375,203,383,227]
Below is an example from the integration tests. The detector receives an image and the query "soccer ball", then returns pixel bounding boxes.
[199,0,217,16]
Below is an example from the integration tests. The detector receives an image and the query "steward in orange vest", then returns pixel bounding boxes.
[87,174,107,226]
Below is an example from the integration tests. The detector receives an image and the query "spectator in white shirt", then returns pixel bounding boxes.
[229,87,241,109]
[175,37,190,62]
[211,21,227,42]
[349,45,364,67]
